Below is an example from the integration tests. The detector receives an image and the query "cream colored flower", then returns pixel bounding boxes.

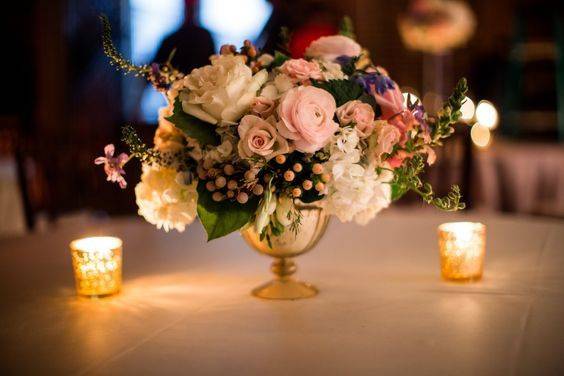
[135,165,198,232]
[180,55,268,126]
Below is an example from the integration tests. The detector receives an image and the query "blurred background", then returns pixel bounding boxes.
[0,0,563,237]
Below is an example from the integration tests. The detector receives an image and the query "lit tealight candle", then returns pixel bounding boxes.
[69,236,123,297]
[438,222,486,281]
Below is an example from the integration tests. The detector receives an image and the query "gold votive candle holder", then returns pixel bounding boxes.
[438,222,486,281]
[69,236,123,297]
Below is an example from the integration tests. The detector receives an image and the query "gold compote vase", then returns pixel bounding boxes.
[241,204,329,300]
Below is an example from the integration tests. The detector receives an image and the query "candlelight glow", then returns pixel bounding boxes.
[70,237,123,297]
[438,222,486,281]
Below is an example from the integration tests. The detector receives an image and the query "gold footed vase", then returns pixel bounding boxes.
[241,204,329,300]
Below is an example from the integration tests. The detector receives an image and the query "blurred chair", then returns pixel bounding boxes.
[0,117,34,235]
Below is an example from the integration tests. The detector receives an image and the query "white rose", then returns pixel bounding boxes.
[180,55,268,126]
[305,35,362,61]
[135,165,198,232]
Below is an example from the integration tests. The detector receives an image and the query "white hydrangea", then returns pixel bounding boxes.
[324,128,392,225]
[135,165,198,232]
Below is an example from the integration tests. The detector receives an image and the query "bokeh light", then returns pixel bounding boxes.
[475,100,499,129]
[470,123,491,148]
[460,96,475,122]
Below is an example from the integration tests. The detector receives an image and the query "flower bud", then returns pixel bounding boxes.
[292,188,302,198]
[302,180,313,190]
[293,163,303,173]
[237,192,249,204]
[215,176,227,189]
[227,180,238,190]
[212,192,224,202]
[206,181,216,192]
[315,182,325,192]
[252,184,264,195]
[223,164,235,176]
[284,170,295,182]
[312,163,323,174]
[275,154,286,164]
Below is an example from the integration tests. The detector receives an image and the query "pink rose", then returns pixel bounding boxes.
[374,83,404,120]
[237,115,289,160]
[371,120,401,163]
[337,100,376,138]
[277,86,338,153]
[280,59,323,82]
[250,96,276,118]
[305,35,362,61]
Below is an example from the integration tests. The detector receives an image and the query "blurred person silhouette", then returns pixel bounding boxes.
[154,0,215,73]
[258,0,339,57]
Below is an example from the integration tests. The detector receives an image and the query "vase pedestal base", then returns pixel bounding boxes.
[252,278,318,300]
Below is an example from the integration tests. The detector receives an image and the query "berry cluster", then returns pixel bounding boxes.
[198,163,264,204]
[263,153,330,202]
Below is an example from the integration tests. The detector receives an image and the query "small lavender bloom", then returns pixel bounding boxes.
[355,72,396,94]
[94,144,129,189]
[410,102,431,140]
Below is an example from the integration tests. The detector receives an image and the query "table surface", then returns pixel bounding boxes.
[1,209,563,375]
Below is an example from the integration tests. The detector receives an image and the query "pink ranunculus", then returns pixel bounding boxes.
[305,35,362,61]
[373,83,404,120]
[250,96,276,118]
[237,115,289,160]
[337,100,376,138]
[280,58,323,83]
[277,86,338,153]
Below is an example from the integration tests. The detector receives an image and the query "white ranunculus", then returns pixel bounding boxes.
[135,165,198,232]
[180,55,268,126]
[305,35,362,61]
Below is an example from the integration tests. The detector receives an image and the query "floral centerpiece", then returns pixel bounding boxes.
[96,16,468,298]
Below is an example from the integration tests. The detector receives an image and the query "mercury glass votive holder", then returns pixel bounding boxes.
[69,236,123,297]
[438,222,486,281]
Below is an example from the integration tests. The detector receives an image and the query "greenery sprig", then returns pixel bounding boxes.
[390,155,465,211]
[100,14,150,77]
[339,16,356,39]
[430,77,468,146]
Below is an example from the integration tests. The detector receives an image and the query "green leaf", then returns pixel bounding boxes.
[196,180,259,241]
[391,183,408,201]
[312,79,364,107]
[166,98,220,146]
[271,50,290,68]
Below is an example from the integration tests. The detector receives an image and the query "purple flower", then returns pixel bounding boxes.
[355,72,396,95]
[409,102,431,141]
[94,144,129,189]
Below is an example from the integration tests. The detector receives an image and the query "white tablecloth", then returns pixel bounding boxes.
[0,209,563,375]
